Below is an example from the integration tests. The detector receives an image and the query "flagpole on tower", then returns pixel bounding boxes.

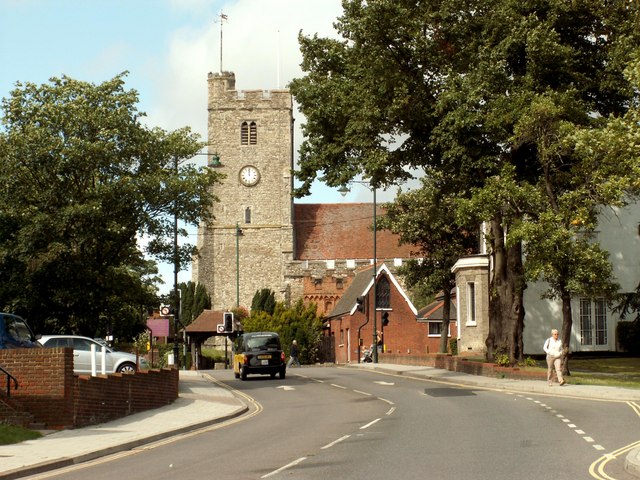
[219,11,228,73]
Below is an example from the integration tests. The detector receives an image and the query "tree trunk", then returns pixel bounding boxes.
[439,286,452,354]
[486,217,526,365]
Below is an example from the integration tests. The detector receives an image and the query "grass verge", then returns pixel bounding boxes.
[0,423,42,446]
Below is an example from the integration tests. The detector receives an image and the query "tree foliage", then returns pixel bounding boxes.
[242,299,323,364]
[0,74,222,336]
[250,288,277,316]
[290,0,640,364]
[179,281,212,326]
[379,175,477,352]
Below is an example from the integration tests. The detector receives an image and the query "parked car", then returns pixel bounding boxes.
[39,335,146,374]
[0,313,40,349]
[233,331,286,380]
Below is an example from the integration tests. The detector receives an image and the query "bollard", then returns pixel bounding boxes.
[91,344,97,376]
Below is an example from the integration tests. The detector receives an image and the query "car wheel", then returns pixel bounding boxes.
[279,369,286,380]
[117,362,136,374]
[241,366,247,381]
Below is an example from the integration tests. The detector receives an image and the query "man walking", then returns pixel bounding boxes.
[543,329,565,386]
[287,339,301,367]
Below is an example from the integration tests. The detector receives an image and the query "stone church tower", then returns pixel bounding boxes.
[193,72,294,311]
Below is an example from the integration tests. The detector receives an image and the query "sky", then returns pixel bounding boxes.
[1,0,416,294]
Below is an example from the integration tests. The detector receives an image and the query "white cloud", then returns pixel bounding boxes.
[148,1,344,292]
[149,0,343,135]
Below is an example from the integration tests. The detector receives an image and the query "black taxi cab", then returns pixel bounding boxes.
[233,332,286,380]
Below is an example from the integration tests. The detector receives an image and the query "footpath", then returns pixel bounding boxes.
[0,365,638,479]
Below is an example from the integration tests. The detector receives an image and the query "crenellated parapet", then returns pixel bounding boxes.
[207,71,291,110]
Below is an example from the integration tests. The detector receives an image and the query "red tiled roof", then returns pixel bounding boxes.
[294,203,419,260]
[185,310,225,333]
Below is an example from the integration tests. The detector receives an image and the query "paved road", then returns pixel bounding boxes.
[8,366,638,480]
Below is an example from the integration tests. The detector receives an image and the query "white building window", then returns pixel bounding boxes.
[467,282,476,325]
[428,321,454,337]
[580,298,607,346]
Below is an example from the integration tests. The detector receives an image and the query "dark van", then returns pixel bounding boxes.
[0,313,39,349]
[233,332,286,380]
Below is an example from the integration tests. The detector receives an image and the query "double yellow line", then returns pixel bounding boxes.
[588,401,640,480]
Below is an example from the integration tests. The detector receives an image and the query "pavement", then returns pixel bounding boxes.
[0,364,638,479]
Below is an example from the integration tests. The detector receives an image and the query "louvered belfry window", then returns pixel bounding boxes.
[241,121,249,145]
[249,121,257,145]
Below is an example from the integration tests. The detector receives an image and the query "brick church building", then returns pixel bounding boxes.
[192,72,419,316]
[189,72,458,362]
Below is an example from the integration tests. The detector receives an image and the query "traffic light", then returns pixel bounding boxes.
[382,311,389,327]
[356,296,365,313]
[224,312,234,332]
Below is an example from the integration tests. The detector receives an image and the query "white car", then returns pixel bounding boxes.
[39,335,146,374]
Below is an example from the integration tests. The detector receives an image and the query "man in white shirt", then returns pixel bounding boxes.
[543,329,565,386]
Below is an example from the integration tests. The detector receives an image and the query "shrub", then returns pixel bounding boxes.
[520,356,538,368]
[494,353,510,367]
[617,320,640,354]
[449,338,458,356]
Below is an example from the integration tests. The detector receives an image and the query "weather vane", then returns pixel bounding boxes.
[217,11,228,73]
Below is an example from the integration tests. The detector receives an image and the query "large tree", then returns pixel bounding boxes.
[0,74,221,336]
[378,175,477,353]
[290,0,640,364]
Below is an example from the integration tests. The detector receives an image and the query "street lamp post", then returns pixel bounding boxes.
[172,156,180,367]
[339,181,378,363]
[236,222,243,307]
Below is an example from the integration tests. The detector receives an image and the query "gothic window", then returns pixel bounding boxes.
[376,276,391,309]
[249,121,257,144]
[241,122,249,145]
[244,207,251,224]
[241,121,257,145]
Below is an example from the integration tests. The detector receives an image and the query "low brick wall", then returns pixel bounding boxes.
[0,348,178,429]
[0,348,75,428]
[73,368,179,428]
[378,353,546,381]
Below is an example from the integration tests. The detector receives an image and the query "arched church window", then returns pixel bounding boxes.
[376,276,391,309]
[244,207,251,224]
[241,122,249,145]
[249,121,257,144]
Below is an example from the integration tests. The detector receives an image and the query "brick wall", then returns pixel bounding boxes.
[73,368,179,428]
[0,348,74,428]
[379,353,546,381]
[0,348,178,429]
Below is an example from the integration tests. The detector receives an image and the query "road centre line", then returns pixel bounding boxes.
[353,389,372,396]
[360,418,381,430]
[322,435,351,449]
[261,457,308,478]
[331,383,347,389]
[522,393,610,455]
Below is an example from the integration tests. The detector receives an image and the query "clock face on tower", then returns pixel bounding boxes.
[239,165,260,186]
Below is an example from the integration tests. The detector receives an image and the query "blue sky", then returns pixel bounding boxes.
[1,0,414,293]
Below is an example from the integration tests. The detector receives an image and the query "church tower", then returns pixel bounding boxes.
[193,72,294,311]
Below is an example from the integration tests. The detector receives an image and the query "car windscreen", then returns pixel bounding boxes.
[245,335,281,351]
[5,316,34,343]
